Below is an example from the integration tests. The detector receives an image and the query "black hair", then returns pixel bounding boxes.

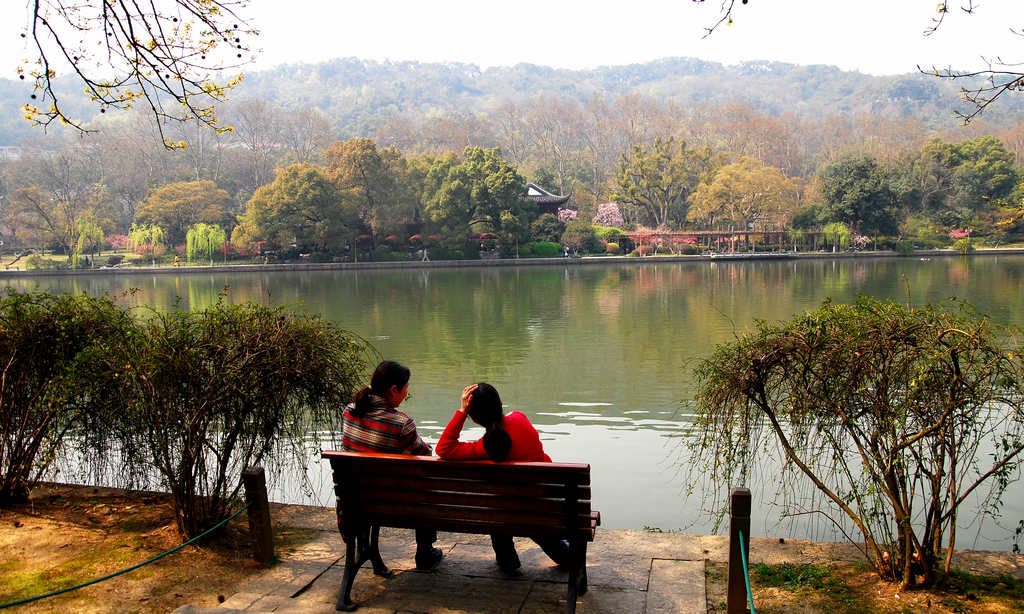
[350,360,410,417]
[468,382,512,461]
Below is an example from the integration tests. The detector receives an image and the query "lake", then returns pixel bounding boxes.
[9,254,1024,550]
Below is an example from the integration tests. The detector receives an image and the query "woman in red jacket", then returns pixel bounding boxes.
[436,382,569,573]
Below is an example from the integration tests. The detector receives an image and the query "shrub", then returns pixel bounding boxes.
[636,244,654,257]
[112,300,369,537]
[681,244,700,255]
[524,241,562,257]
[953,238,975,254]
[0,292,135,504]
[530,214,565,243]
[25,255,64,270]
[691,297,1024,588]
[893,240,915,256]
[606,242,621,255]
[594,226,626,243]
[561,220,599,254]
[309,251,332,263]
[106,254,124,267]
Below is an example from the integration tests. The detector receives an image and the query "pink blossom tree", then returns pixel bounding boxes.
[592,203,624,227]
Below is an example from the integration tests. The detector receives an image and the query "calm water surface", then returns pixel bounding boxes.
[11,256,1024,549]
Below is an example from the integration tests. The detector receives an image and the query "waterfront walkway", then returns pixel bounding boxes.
[170,505,1024,614]
[174,504,712,614]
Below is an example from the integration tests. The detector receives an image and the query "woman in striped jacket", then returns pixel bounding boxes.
[342,360,443,570]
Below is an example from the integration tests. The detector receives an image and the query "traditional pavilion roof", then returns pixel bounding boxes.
[526,183,572,217]
[525,183,571,206]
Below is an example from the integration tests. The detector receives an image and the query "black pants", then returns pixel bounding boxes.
[490,534,569,568]
[416,528,437,552]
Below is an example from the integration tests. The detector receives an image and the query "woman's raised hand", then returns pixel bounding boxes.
[460,384,478,413]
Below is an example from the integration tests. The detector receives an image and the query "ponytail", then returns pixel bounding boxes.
[350,361,410,417]
[482,424,512,461]
[466,382,510,461]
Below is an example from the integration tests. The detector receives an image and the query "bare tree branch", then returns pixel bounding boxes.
[14,1,259,148]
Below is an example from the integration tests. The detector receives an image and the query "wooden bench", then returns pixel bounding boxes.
[322,450,601,613]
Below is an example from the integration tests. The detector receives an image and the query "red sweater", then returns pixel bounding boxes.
[436,410,551,462]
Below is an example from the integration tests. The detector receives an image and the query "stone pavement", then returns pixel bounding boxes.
[172,505,1024,614]
[173,506,714,614]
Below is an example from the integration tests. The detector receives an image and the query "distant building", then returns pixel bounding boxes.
[525,182,571,216]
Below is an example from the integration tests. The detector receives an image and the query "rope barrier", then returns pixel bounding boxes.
[738,529,757,614]
[0,502,252,610]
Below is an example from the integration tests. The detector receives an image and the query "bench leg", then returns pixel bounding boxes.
[336,533,362,611]
[566,538,588,614]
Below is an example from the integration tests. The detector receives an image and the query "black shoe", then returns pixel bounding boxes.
[496,553,522,575]
[415,547,443,570]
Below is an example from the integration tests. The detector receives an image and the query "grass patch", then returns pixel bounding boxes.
[753,562,832,589]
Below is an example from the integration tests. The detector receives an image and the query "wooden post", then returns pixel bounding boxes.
[242,467,274,565]
[727,487,752,614]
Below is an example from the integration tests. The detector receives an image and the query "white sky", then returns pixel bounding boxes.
[1,1,1023,77]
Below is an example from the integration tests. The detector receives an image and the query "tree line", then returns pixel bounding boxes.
[3,93,1024,263]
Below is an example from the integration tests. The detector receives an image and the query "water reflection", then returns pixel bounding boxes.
[11,256,1024,549]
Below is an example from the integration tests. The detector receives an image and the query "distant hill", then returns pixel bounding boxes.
[1,56,1020,146]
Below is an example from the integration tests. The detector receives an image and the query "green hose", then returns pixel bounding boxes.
[738,529,757,614]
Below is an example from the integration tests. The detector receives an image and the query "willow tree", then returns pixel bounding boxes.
[128,222,165,266]
[71,218,103,268]
[689,297,1024,588]
[187,223,226,265]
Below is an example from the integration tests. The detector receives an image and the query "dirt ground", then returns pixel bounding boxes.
[704,552,1024,613]
[0,483,318,613]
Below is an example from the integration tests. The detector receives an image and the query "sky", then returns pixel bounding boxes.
[2,1,1023,78]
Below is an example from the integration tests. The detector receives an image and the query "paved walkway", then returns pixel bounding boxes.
[173,506,714,614]
[173,505,1024,614]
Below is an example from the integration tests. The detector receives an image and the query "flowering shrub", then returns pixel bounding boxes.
[636,244,654,257]
[949,228,972,240]
[851,234,869,251]
[557,208,578,223]
[592,203,624,227]
[606,242,621,255]
[105,234,130,250]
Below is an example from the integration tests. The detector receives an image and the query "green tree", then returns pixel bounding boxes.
[911,137,1019,227]
[232,163,355,252]
[423,147,531,245]
[612,136,713,228]
[325,138,417,240]
[128,222,165,266]
[817,154,901,236]
[498,210,530,258]
[136,180,233,246]
[687,156,798,231]
[689,297,1024,588]
[186,223,227,265]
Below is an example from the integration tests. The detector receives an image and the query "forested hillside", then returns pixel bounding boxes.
[2,56,1018,147]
